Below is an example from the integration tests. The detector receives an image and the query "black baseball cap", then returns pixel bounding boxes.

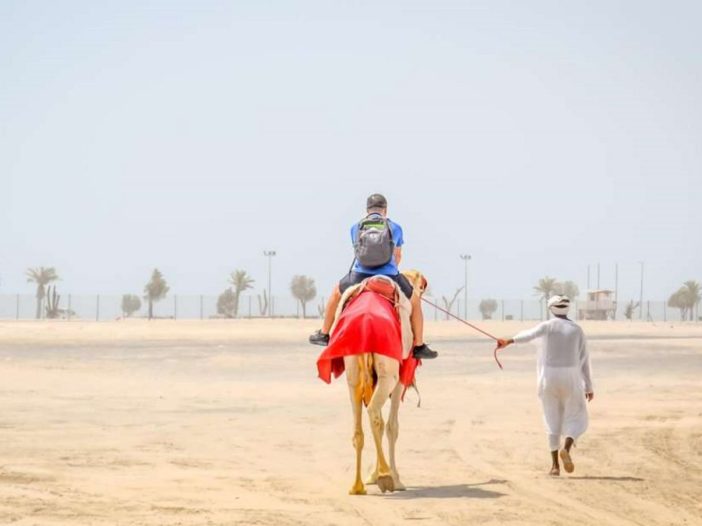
[366,193,388,209]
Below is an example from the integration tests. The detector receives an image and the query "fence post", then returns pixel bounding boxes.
[248,296,252,319]
[647,300,650,321]
[200,295,204,320]
[96,295,100,321]
[174,295,178,320]
[663,302,667,322]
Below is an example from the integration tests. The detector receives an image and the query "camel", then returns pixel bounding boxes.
[345,352,406,495]
[316,271,427,495]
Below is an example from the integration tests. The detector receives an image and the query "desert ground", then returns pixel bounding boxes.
[0,319,700,526]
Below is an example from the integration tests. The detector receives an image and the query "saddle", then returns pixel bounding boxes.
[331,275,414,360]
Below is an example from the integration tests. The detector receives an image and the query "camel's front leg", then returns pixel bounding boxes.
[344,355,366,495]
[368,354,399,493]
[386,382,406,491]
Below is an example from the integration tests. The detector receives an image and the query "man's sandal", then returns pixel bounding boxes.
[559,449,574,473]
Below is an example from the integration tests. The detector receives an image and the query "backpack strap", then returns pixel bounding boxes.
[347,256,357,275]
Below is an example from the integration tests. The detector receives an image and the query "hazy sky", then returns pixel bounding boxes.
[2,0,700,302]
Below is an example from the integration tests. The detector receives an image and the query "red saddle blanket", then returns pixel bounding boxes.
[316,290,420,387]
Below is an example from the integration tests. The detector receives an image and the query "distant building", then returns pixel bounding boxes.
[578,289,616,320]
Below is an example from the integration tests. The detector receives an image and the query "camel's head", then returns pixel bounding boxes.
[401,269,428,297]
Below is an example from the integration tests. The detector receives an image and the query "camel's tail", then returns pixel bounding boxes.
[356,354,377,407]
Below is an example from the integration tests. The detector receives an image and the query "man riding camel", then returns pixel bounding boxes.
[309,193,437,360]
[496,295,594,476]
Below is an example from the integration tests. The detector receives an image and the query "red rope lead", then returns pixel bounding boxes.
[421,297,504,369]
[493,345,503,370]
[421,297,499,340]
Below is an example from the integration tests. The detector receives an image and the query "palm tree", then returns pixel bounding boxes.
[290,275,317,318]
[26,267,59,319]
[534,276,558,319]
[143,269,169,320]
[479,299,498,320]
[682,280,701,321]
[228,270,255,318]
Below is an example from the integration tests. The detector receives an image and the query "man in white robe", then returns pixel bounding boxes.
[497,296,594,476]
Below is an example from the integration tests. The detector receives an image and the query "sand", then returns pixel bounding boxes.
[0,319,700,525]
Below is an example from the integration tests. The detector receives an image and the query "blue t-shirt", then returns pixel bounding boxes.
[350,215,404,276]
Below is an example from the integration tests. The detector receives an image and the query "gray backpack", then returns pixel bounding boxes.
[353,215,395,269]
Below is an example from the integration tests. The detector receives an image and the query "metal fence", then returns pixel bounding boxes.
[0,294,696,322]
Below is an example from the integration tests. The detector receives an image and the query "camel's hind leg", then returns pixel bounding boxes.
[386,381,406,490]
[344,355,366,495]
[367,354,399,493]
[366,381,405,489]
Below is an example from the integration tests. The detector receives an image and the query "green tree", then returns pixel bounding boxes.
[668,288,688,321]
[290,275,317,318]
[121,294,142,317]
[682,280,701,321]
[143,269,169,320]
[217,288,237,318]
[26,267,59,319]
[554,280,580,299]
[228,270,255,318]
[534,276,558,319]
[479,298,498,320]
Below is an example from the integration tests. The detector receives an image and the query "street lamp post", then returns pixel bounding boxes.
[264,250,276,318]
[587,264,591,290]
[597,262,601,289]
[460,254,471,319]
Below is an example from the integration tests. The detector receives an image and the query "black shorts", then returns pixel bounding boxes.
[339,271,413,299]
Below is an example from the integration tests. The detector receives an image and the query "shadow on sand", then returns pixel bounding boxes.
[566,476,644,482]
[384,479,507,500]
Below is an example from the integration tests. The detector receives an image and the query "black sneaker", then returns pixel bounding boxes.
[413,343,438,359]
[309,330,330,346]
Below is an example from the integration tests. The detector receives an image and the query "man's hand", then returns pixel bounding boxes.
[496,338,513,350]
[586,392,594,402]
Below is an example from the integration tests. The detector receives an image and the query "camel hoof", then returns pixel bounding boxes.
[393,479,406,491]
[365,472,379,485]
[349,482,366,495]
[377,474,395,493]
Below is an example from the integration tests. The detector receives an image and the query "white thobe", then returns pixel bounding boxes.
[514,317,593,450]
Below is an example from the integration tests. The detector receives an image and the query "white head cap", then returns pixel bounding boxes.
[548,295,571,316]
